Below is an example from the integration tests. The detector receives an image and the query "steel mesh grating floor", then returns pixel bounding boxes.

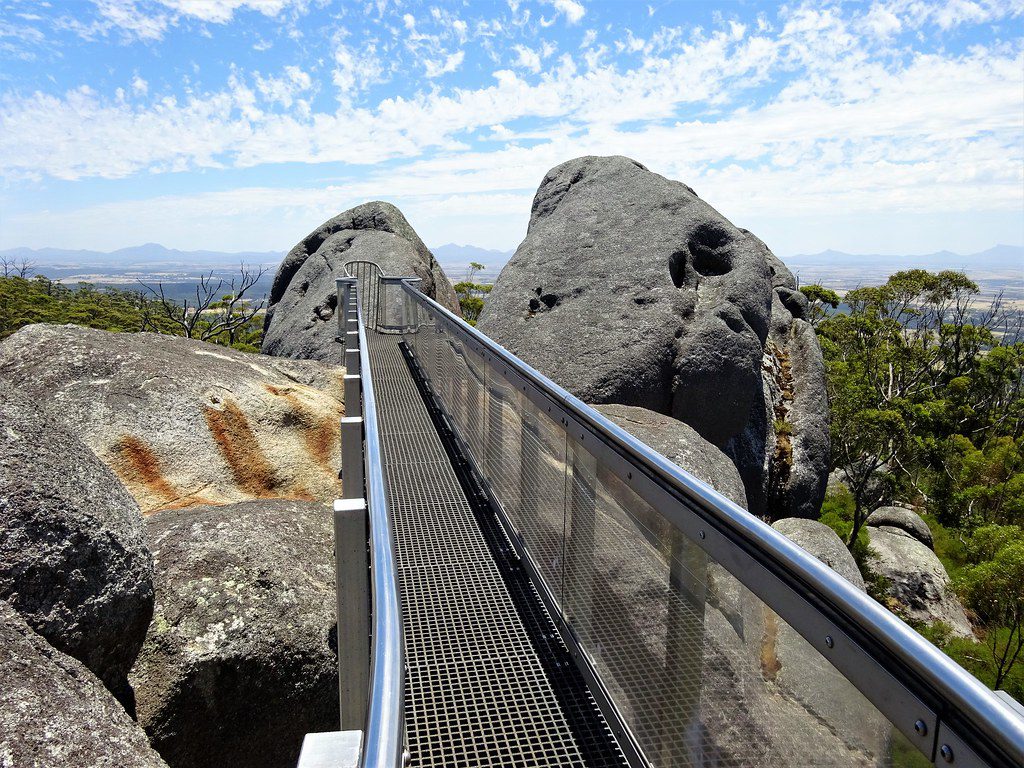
[366,331,627,768]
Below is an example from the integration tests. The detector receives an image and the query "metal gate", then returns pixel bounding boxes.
[345,260,383,331]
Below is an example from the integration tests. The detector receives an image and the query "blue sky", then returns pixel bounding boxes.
[1,0,1022,257]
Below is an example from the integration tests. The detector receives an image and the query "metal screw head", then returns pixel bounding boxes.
[940,744,954,763]
[914,720,928,736]
[698,530,706,540]
[825,635,834,648]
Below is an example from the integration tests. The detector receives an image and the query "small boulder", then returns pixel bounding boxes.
[867,527,973,638]
[867,506,933,549]
[0,600,167,768]
[262,201,460,363]
[594,403,747,507]
[0,325,344,514]
[0,381,153,708]
[772,518,865,591]
[130,499,338,768]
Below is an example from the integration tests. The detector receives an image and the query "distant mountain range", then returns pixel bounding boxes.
[786,244,1022,275]
[2,242,1019,289]
[430,243,514,281]
[0,243,283,269]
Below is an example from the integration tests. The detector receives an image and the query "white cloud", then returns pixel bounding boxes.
[861,4,902,38]
[424,50,465,78]
[546,0,586,25]
[75,0,308,41]
[332,40,384,96]
[157,0,299,24]
[255,66,311,107]
[131,75,148,95]
[89,0,169,41]
[512,44,542,73]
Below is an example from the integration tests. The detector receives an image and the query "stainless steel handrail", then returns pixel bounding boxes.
[354,284,405,768]
[399,279,1024,768]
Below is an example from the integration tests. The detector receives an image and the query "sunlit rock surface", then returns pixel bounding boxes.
[0,324,345,514]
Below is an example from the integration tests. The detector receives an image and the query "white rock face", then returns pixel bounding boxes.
[0,324,345,514]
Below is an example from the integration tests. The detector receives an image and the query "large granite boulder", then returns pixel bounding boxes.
[0,381,153,709]
[0,600,168,768]
[867,525,973,638]
[478,156,828,520]
[262,201,460,363]
[129,499,337,768]
[594,403,747,507]
[0,324,344,514]
[867,505,933,549]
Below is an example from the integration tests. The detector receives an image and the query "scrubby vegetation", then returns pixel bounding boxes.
[0,274,264,352]
[454,262,492,325]
[804,270,1024,698]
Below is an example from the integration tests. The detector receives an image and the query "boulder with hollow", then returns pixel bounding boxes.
[478,156,828,520]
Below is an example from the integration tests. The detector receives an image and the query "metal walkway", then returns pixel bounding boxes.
[367,331,626,768]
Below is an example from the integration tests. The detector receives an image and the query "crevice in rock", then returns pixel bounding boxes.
[766,339,795,518]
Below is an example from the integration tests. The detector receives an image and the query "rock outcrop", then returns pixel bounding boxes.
[478,156,828,520]
[130,499,337,768]
[0,324,344,514]
[594,404,747,507]
[262,201,460,363]
[772,518,865,591]
[0,600,168,768]
[867,505,933,549]
[0,381,153,709]
[867,521,973,638]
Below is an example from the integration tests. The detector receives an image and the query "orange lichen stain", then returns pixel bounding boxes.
[110,435,177,499]
[203,399,280,497]
[262,383,341,471]
[760,609,782,681]
[109,435,212,514]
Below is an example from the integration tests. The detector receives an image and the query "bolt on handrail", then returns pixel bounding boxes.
[396,277,1024,768]
[334,275,405,768]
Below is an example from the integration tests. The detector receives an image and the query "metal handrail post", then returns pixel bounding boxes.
[337,277,357,350]
[334,495,369,729]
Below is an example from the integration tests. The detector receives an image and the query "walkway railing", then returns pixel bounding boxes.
[383,276,1024,768]
[330,276,405,768]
